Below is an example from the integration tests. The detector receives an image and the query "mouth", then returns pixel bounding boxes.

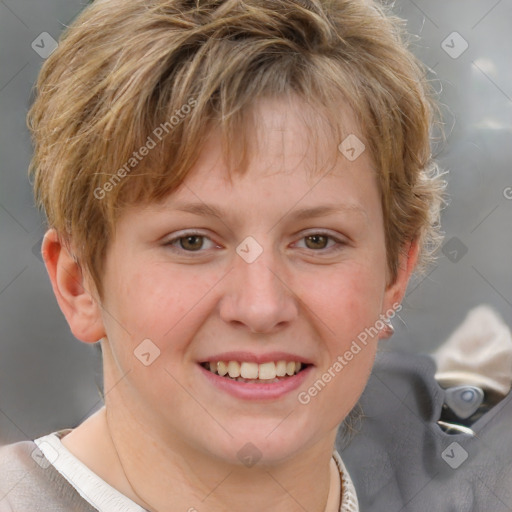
[200,360,310,384]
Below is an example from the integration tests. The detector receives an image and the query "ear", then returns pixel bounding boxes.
[382,238,420,315]
[41,228,106,343]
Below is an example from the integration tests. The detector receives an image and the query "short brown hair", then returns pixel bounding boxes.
[28,0,445,298]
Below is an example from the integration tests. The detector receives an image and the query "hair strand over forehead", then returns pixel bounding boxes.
[27,0,446,297]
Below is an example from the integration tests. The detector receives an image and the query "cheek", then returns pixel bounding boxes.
[103,261,223,356]
[319,265,386,416]
[298,260,386,344]
[99,262,210,407]
[297,265,383,428]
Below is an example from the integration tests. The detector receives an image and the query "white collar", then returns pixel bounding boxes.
[332,449,360,512]
[36,430,358,512]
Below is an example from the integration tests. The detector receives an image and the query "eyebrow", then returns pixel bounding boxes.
[172,202,368,222]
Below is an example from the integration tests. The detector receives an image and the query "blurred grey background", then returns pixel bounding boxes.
[0,0,511,445]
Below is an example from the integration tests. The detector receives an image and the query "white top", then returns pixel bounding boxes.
[35,431,359,512]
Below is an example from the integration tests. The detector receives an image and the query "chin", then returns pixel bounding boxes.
[208,418,322,467]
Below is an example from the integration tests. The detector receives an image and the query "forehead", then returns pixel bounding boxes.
[131,95,379,228]
[182,94,372,188]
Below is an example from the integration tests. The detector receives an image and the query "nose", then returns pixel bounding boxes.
[218,244,298,334]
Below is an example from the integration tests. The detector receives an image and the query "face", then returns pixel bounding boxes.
[95,96,407,466]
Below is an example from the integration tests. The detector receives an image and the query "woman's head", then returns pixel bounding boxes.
[41,93,417,468]
[31,0,446,474]
[28,0,444,299]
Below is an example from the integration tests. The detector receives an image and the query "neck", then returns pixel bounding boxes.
[62,406,341,512]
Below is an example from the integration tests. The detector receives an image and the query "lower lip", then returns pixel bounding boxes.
[198,363,313,400]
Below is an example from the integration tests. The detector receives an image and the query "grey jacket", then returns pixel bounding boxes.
[338,351,512,511]
[0,439,96,511]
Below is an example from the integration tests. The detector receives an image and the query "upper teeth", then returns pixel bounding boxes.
[206,361,303,380]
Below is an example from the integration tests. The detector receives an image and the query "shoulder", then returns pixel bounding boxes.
[0,439,38,482]
[0,438,96,512]
[338,350,512,511]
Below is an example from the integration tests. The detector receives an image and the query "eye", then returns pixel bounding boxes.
[163,230,347,255]
[163,231,218,253]
[294,231,346,252]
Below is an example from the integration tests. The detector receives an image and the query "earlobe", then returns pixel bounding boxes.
[42,228,106,343]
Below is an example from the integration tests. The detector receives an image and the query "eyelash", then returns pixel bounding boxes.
[163,230,347,255]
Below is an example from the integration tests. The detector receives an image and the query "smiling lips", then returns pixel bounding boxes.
[202,360,306,383]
